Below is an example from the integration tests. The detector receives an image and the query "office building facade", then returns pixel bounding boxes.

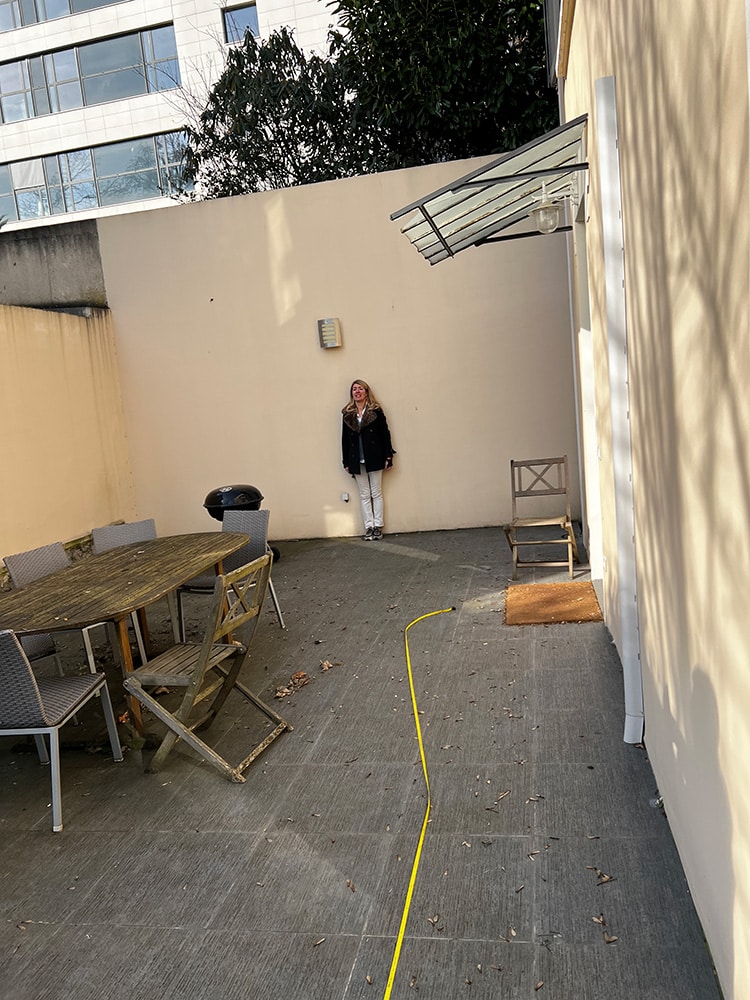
[0,0,335,229]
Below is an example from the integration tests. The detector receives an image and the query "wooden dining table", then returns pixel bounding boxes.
[0,532,249,732]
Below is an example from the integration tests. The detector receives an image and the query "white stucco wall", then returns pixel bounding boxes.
[95,159,580,541]
[562,1,750,996]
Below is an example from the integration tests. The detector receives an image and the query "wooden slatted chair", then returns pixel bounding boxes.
[123,553,291,782]
[175,508,285,639]
[503,456,579,579]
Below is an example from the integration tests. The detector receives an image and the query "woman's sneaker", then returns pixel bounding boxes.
[373,527,383,540]
[364,527,374,540]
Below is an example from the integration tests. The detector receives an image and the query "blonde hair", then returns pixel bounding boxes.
[342,379,382,414]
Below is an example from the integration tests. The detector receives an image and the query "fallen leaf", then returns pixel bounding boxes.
[603,932,618,944]
[427,914,440,927]
[275,671,311,698]
[366,975,373,985]
[320,660,333,671]
[346,879,355,892]
[535,982,544,991]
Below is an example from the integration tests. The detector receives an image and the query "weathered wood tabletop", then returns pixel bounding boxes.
[0,532,250,733]
[0,533,248,635]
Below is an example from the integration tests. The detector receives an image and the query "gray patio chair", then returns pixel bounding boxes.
[92,518,181,655]
[124,554,291,781]
[0,629,123,832]
[176,508,285,640]
[3,542,102,674]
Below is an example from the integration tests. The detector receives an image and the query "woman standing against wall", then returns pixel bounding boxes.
[341,380,395,540]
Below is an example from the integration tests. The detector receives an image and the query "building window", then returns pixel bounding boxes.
[0,130,188,221]
[0,0,122,31]
[0,26,180,123]
[223,3,258,44]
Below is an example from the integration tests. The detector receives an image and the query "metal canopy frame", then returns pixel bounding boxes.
[390,115,588,265]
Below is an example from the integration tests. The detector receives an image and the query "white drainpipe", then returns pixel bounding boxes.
[595,76,644,744]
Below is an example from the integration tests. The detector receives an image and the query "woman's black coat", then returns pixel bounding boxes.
[342,407,394,476]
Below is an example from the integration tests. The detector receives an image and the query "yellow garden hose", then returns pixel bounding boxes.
[382,607,455,1000]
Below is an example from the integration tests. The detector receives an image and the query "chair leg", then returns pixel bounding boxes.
[99,682,124,762]
[268,578,285,629]
[167,591,181,643]
[81,627,98,674]
[130,611,149,665]
[176,590,187,643]
[34,734,49,764]
[48,729,64,832]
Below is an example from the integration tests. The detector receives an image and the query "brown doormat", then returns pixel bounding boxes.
[505,581,603,625]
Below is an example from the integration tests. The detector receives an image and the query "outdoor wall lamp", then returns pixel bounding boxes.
[530,181,561,234]
[318,317,343,348]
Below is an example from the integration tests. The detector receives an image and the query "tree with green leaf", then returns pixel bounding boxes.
[329,0,557,169]
[182,1,556,197]
[182,26,373,196]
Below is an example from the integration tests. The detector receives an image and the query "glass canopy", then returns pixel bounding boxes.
[390,115,588,265]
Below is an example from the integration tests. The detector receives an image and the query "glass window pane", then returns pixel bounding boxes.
[0,163,12,196]
[223,4,259,44]
[72,0,116,10]
[45,49,78,83]
[20,0,37,25]
[158,130,186,162]
[0,192,18,221]
[0,4,20,32]
[48,184,65,213]
[0,62,28,91]
[32,86,50,115]
[83,67,145,104]
[67,180,96,210]
[1,92,30,122]
[93,136,153,177]
[42,0,72,16]
[79,34,141,75]
[98,168,159,205]
[28,56,46,88]
[16,187,50,219]
[43,155,61,186]
[60,148,93,183]
[148,25,177,60]
[50,79,82,111]
[148,60,179,92]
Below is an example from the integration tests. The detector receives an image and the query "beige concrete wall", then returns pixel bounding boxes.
[563,2,750,996]
[96,160,580,540]
[0,305,136,558]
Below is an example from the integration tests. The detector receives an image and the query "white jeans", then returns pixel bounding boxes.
[354,466,383,530]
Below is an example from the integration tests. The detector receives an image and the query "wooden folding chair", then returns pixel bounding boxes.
[503,456,579,579]
[123,553,292,781]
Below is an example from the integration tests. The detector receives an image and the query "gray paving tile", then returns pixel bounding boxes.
[0,530,721,1000]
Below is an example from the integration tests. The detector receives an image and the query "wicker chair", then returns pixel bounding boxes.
[3,542,101,674]
[92,518,180,655]
[0,629,123,832]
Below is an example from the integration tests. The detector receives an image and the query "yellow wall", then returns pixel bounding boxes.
[96,160,580,540]
[563,2,750,995]
[0,304,135,558]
